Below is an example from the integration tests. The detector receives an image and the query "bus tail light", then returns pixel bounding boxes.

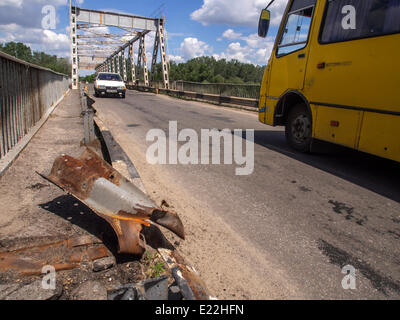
[330,121,340,127]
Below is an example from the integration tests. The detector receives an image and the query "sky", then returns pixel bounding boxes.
[0,0,289,75]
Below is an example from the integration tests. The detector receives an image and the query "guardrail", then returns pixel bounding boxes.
[128,85,259,109]
[0,51,70,163]
[173,81,261,100]
[80,85,96,145]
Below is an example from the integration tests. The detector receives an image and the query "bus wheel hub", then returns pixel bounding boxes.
[292,115,310,142]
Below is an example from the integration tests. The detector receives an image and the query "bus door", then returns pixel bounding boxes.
[268,0,317,99]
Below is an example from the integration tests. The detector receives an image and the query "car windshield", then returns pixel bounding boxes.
[97,73,122,81]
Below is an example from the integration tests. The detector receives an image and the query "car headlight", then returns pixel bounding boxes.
[97,85,106,89]
[118,86,126,90]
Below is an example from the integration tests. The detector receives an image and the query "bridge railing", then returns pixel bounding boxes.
[0,51,70,162]
[131,80,261,109]
[171,81,260,100]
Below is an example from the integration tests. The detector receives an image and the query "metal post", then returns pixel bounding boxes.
[81,88,95,145]
[139,34,149,87]
[129,44,136,85]
[122,49,127,82]
[158,19,169,89]
[116,52,121,76]
[70,5,79,90]
[151,24,160,86]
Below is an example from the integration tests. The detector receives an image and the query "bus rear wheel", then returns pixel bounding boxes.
[285,104,312,153]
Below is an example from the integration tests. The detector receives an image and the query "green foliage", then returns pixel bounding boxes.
[153,56,266,84]
[0,41,71,75]
[143,251,166,279]
[79,73,97,83]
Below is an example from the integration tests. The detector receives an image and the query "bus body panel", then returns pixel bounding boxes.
[313,106,363,149]
[358,113,400,162]
[259,0,400,162]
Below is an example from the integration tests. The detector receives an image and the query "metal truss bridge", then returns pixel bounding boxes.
[70,4,170,90]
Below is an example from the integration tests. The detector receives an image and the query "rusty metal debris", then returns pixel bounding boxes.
[42,148,184,256]
[107,275,169,300]
[0,235,110,276]
[158,248,212,300]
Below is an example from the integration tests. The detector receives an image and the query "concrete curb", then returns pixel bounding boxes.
[0,89,71,178]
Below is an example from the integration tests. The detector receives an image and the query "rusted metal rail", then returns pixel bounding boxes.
[42,148,184,256]
[0,51,70,164]
[0,235,110,276]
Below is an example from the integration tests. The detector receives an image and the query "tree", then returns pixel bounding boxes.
[0,41,70,75]
[160,56,265,84]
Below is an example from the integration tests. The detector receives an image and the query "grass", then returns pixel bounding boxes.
[143,250,167,279]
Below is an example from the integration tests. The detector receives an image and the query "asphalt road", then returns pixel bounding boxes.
[92,89,400,299]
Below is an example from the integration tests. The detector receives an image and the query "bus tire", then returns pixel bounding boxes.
[285,103,312,153]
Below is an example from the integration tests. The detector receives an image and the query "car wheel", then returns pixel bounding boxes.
[285,103,312,153]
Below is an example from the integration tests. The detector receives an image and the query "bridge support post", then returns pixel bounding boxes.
[157,19,169,89]
[129,44,136,85]
[116,52,121,76]
[138,34,149,87]
[150,19,170,89]
[122,49,127,82]
[70,6,78,89]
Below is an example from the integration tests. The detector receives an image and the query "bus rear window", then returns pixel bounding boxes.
[320,0,400,43]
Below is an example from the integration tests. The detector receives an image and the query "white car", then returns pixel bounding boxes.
[94,72,126,98]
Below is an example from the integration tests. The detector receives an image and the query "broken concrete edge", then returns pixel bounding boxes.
[0,89,71,178]
[92,114,147,194]
[90,101,214,300]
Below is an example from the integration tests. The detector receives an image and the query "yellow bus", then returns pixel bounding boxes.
[257,0,400,162]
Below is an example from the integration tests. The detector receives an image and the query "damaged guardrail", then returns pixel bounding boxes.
[128,85,259,109]
[40,148,184,256]
[36,147,212,300]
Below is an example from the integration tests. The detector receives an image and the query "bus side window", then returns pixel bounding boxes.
[277,6,314,56]
[320,0,400,43]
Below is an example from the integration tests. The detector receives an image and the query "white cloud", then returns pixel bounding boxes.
[220,42,251,63]
[215,35,274,65]
[222,29,242,40]
[173,29,274,65]
[216,27,276,65]
[0,0,23,7]
[169,55,184,63]
[180,37,211,60]
[0,0,73,58]
[0,23,70,57]
[191,0,288,27]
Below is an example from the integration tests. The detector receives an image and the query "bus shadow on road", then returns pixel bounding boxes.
[252,130,400,204]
